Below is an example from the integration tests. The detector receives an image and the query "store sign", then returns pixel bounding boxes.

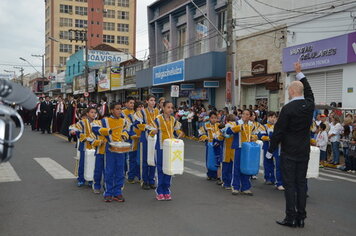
[65,84,73,94]
[204,81,220,88]
[88,71,96,92]
[153,60,184,85]
[150,88,164,94]
[98,67,110,92]
[283,32,356,72]
[252,60,267,75]
[181,83,195,90]
[86,50,131,63]
[171,85,179,98]
[190,88,208,100]
[110,66,123,91]
[73,75,86,94]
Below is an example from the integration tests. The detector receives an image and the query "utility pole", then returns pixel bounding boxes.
[226,0,234,107]
[32,54,45,92]
[69,29,89,93]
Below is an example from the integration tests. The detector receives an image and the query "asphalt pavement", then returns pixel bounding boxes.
[1,127,356,236]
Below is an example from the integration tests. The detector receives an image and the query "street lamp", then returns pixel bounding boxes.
[32,54,45,79]
[48,36,60,43]
[19,57,43,93]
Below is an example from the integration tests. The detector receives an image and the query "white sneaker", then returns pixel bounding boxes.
[277,185,285,191]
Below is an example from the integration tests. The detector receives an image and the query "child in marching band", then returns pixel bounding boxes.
[92,102,130,203]
[150,101,183,201]
[70,108,97,187]
[91,117,107,194]
[250,111,266,180]
[226,110,257,196]
[135,95,160,190]
[260,112,284,190]
[198,112,224,181]
[122,97,139,184]
[221,114,237,190]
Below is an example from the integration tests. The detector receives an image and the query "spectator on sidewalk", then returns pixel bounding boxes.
[328,115,343,165]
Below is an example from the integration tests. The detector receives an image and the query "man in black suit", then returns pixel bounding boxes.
[40,96,53,134]
[267,62,315,228]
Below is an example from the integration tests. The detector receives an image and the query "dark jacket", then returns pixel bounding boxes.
[40,101,53,118]
[268,76,315,161]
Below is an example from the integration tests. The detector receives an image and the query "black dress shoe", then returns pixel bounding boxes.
[276,219,297,228]
[297,219,305,228]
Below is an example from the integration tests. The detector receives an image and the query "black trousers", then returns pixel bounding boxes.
[41,115,52,133]
[280,157,309,220]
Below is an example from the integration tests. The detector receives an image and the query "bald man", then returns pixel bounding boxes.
[267,62,315,228]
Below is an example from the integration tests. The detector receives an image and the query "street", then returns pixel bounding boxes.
[0,127,356,236]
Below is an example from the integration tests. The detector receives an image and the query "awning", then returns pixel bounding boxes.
[238,73,280,86]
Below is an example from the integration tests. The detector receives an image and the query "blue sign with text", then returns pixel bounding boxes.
[153,60,185,85]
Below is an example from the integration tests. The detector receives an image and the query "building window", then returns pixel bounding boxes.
[104,9,115,18]
[75,6,87,16]
[117,36,129,45]
[59,31,71,40]
[161,32,170,63]
[118,0,129,7]
[75,0,87,2]
[59,57,67,67]
[75,45,84,52]
[104,0,115,6]
[68,66,71,76]
[195,18,209,55]
[177,26,186,59]
[117,23,129,32]
[75,19,88,28]
[118,11,129,20]
[78,62,81,73]
[60,4,73,14]
[73,64,75,75]
[103,22,115,31]
[217,10,227,48]
[103,35,115,43]
[59,44,72,53]
[60,18,72,27]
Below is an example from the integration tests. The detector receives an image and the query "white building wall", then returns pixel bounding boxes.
[342,63,356,108]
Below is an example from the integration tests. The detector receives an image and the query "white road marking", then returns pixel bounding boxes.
[315,176,333,181]
[319,172,356,183]
[321,168,356,178]
[0,162,21,183]
[185,159,205,167]
[34,158,76,179]
[184,167,206,178]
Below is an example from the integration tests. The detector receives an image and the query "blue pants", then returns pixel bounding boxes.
[205,145,217,178]
[78,150,85,183]
[141,140,156,185]
[232,148,251,191]
[331,141,340,164]
[222,162,233,187]
[263,152,283,187]
[156,149,172,195]
[104,151,125,197]
[128,151,140,180]
[320,150,327,161]
[93,154,104,190]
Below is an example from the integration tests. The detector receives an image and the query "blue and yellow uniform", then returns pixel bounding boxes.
[135,107,160,186]
[221,121,237,188]
[226,120,258,192]
[150,114,183,195]
[260,123,283,186]
[73,118,96,185]
[92,116,130,198]
[122,108,139,181]
[90,119,107,191]
[198,122,224,179]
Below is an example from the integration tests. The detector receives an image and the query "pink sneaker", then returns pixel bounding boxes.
[156,194,165,201]
[164,194,172,201]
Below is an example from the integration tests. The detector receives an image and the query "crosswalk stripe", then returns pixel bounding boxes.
[185,159,205,167]
[0,162,21,183]
[321,168,356,179]
[184,167,206,178]
[34,158,76,179]
[319,172,356,183]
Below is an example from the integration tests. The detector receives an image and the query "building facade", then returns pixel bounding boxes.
[45,0,136,75]
[136,0,228,108]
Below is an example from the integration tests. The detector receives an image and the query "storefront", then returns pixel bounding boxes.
[283,32,356,107]
[136,51,226,108]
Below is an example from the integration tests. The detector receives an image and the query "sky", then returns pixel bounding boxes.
[0,0,156,77]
